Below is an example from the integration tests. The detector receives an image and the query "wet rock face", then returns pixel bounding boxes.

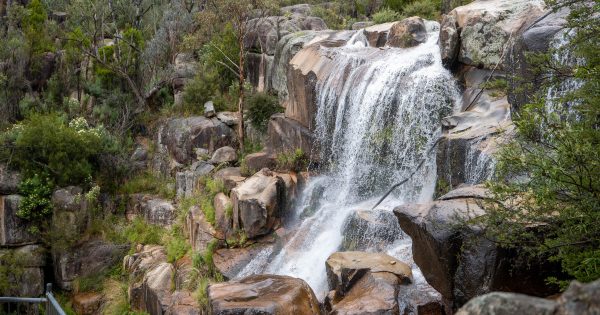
[457,279,600,315]
[440,0,545,69]
[341,210,403,251]
[506,8,569,114]
[53,240,128,290]
[394,187,562,307]
[208,274,321,315]
[213,242,274,280]
[386,17,428,48]
[437,66,513,191]
[231,169,285,239]
[159,116,238,165]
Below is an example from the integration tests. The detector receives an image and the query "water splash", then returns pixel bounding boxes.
[236,23,460,297]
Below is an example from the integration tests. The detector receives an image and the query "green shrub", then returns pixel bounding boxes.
[122,217,165,245]
[276,148,309,172]
[372,7,401,24]
[403,0,439,20]
[312,5,347,30]
[17,174,53,233]
[382,0,411,11]
[166,235,189,263]
[1,113,115,187]
[120,171,175,200]
[246,92,282,133]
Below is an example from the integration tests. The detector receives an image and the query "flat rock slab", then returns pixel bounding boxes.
[208,274,320,315]
[326,251,413,292]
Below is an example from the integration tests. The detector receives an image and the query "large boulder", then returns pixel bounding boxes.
[244,15,327,55]
[506,7,569,114]
[363,22,395,47]
[394,187,562,307]
[0,195,39,246]
[243,152,277,174]
[53,239,128,290]
[176,161,214,198]
[208,274,321,315]
[127,194,176,226]
[158,116,238,166]
[456,292,557,315]
[186,205,216,253]
[52,186,90,243]
[0,164,21,194]
[440,0,545,69]
[282,31,354,130]
[0,244,46,296]
[457,279,600,315]
[386,17,428,48]
[270,31,322,106]
[325,252,413,292]
[341,209,403,251]
[213,192,233,238]
[324,252,413,315]
[209,146,237,165]
[267,114,315,160]
[124,245,200,315]
[230,169,285,238]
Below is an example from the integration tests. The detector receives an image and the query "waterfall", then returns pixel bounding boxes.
[236,23,460,297]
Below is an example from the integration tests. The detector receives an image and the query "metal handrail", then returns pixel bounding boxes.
[0,283,66,315]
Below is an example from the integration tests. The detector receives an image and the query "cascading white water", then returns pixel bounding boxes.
[236,22,460,298]
[546,29,583,117]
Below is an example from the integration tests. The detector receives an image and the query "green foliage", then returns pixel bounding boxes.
[201,23,240,91]
[276,148,308,172]
[166,235,189,263]
[383,0,411,11]
[1,113,115,187]
[122,217,165,246]
[246,92,282,133]
[120,171,175,200]
[16,175,53,231]
[372,7,401,24]
[481,0,600,284]
[402,0,439,20]
[0,250,26,295]
[312,5,348,30]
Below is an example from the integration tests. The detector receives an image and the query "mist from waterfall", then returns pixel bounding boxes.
[236,22,460,297]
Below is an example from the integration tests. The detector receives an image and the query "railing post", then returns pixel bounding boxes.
[46,283,52,315]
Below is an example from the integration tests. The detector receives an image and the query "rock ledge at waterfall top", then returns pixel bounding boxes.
[440,0,546,69]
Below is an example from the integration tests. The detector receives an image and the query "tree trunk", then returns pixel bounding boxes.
[238,35,246,153]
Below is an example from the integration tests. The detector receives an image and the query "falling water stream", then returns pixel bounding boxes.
[236,22,461,298]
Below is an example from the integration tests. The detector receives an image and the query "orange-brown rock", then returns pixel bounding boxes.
[208,274,321,315]
[72,292,103,315]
